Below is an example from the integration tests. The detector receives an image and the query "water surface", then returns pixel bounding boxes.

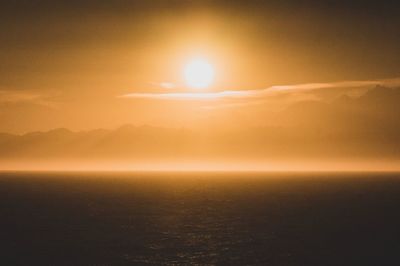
[0,172,399,265]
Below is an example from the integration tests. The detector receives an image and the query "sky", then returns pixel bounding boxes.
[1,0,400,133]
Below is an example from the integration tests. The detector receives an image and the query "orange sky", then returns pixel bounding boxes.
[1,1,400,132]
[0,1,400,171]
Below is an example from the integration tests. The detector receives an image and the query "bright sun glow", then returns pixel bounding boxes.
[184,58,215,89]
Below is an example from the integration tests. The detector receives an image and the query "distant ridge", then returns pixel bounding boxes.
[0,86,399,160]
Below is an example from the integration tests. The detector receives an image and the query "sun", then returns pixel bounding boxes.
[184,58,215,89]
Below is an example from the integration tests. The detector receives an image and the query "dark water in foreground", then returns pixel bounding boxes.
[0,172,400,265]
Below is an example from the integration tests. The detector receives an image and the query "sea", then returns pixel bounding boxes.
[0,171,399,265]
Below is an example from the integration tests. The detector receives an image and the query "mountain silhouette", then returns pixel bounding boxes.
[0,86,399,160]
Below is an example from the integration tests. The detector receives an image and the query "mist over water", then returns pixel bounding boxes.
[1,171,399,265]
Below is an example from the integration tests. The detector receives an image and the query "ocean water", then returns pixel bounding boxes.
[0,172,399,265]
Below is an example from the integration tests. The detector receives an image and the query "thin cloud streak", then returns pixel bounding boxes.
[265,77,400,93]
[120,90,251,100]
[120,76,400,101]
[149,82,177,89]
[0,89,60,108]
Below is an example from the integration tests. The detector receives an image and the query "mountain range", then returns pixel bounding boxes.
[0,86,399,161]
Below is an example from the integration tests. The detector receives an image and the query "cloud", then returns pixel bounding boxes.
[119,90,251,100]
[120,76,400,102]
[0,90,41,102]
[149,82,177,89]
[0,89,58,108]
